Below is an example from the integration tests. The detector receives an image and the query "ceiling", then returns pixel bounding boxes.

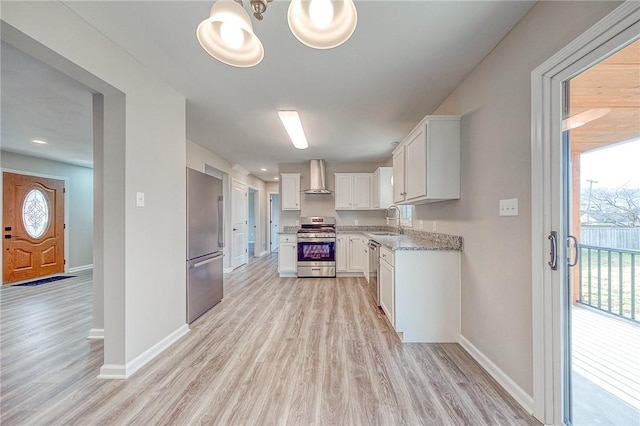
[569,39,640,154]
[1,1,536,180]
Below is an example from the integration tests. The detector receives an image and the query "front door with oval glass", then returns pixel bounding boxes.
[3,172,65,284]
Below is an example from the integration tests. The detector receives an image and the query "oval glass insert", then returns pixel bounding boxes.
[22,188,50,239]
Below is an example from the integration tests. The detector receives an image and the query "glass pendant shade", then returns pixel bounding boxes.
[197,0,264,67]
[287,0,357,49]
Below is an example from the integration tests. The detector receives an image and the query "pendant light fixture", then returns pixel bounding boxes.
[196,0,264,67]
[198,0,357,67]
[288,0,357,49]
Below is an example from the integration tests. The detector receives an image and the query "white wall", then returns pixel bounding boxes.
[0,151,93,270]
[278,162,388,226]
[2,1,188,376]
[409,1,621,398]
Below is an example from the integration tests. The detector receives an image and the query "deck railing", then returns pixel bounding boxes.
[578,244,639,322]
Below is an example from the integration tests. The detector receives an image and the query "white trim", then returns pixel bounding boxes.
[97,324,189,380]
[2,167,71,273]
[69,264,93,273]
[459,335,534,415]
[258,250,269,257]
[531,2,640,424]
[97,364,126,379]
[223,267,233,274]
[87,328,104,340]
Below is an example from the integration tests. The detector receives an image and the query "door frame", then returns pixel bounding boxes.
[247,185,261,257]
[268,191,279,253]
[2,168,70,276]
[530,2,640,423]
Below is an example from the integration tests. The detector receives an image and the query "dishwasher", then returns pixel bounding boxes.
[368,240,381,306]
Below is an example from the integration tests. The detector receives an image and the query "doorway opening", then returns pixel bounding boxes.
[563,39,640,425]
[248,187,257,258]
[269,193,280,253]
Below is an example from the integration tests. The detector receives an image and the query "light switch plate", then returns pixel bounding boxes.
[354,219,359,225]
[136,192,145,207]
[499,198,518,216]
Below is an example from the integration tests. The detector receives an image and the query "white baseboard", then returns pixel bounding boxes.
[69,264,93,273]
[223,268,233,274]
[87,328,104,340]
[98,364,126,379]
[258,250,269,257]
[98,324,189,380]
[459,335,534,414]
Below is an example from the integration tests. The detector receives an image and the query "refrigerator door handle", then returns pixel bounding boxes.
[191,253,223,268]
[218,196,224,248]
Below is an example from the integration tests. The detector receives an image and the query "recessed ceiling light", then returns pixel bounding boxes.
[32,139,47,145]
[260,168,267,171]
[278,110,309,149]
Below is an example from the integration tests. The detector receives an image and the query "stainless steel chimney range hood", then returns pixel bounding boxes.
[304,159,331,194]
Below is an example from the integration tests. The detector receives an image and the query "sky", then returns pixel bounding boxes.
[580,137,640,190]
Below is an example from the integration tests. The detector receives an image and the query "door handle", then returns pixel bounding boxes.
[548,231,558,270]
[233,228,238,231]
[567,235,579,267]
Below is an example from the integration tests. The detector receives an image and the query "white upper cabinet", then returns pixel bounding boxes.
[392,115,460,204]
[372,167,393,209]
[334,173,371,210]
[280,173,301,210]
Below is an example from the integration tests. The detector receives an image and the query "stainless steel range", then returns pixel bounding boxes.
[296,217,336,278]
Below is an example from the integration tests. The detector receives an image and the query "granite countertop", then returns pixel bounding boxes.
[362,231,462,251]
[279,225,462,251]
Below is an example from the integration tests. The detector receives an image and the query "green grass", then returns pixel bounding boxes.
[578,247,639,321]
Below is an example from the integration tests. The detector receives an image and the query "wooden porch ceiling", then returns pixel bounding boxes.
[569,39,640,154]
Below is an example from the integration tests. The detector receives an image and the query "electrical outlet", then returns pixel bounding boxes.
[136,192,145,207]
[499,198,519,216]
[295,220,299,226]
[419,220,424,229]
[432,221,437,232]
[354,219,359,225]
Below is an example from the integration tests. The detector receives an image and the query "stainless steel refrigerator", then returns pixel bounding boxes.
[186,168,224,324]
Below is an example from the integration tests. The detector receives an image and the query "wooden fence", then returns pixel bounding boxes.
[581,227,640,250]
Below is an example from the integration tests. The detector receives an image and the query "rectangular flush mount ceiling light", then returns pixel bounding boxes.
[278,110,309,149]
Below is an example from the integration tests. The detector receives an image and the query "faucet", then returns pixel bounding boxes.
[386,205,402,233]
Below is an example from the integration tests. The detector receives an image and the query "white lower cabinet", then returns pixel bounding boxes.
[363,243,370,283]
[278,234,297,276]
[336,235,348,272]
[379,247,460,342]
[348,235,366,271]
[379,252,395,327]
[336,234,367,274]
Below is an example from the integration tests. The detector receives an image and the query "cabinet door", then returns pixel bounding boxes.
[353,175,371,209]
[336,235,348,272]
[405,126,427,200]
[379,258,395,327]
[371,170,380,208]
[363,244,370,282]
[278,242,297,274]
[334,174,353,210]
[392,149,405,203]
[348,236,365,271]
[281,174,300,210]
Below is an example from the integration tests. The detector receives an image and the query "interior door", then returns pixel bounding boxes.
[231,180,248,269]
[3,172,65,283]
[270,194,279,252]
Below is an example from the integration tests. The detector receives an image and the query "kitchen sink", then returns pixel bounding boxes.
[370,232,402,236]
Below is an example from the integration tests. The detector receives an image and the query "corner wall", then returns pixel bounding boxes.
[410,0,621,402]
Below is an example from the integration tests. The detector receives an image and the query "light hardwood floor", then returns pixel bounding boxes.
[1,254,538,425]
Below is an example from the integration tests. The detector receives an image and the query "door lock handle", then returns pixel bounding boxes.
[567,235,579,267]
[548,231,558,270]
[4,235,11,239]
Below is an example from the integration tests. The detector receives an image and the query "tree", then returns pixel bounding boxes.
[582,185,640,226]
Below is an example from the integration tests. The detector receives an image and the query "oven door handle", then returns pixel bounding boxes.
[297,239,336,243]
